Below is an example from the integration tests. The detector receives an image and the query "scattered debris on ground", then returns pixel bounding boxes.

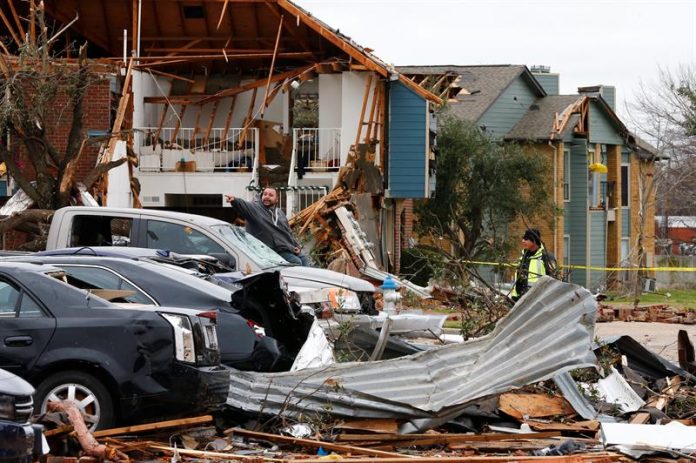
[37,279,696,462]
[598,303,696,324]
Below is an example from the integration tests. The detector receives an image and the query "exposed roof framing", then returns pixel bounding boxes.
[0,0,439,103]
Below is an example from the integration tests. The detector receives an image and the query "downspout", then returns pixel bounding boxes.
[548,140,558,258]
[136,0,142,59]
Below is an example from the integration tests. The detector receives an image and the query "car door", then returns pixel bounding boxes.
[0,278,56,376]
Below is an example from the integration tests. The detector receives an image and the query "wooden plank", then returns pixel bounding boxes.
[94,415,213,438]
[170,104,188,144]
[149,444,283,462]
[285,455,622,463]
[498,392,575,420]
[225,427,410,459]
[216,0,231,30]
[354,74,374,148]
[260,14,283,118]
[7,0,25,39]
[630,376,681,424]
[335,419,398,434]
[0,7,21,45]
[221,95,237,144]
[204,99,221,146]
[365,81,381,146]
[337,431,562,444]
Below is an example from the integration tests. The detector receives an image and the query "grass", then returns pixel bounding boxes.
[605,288,696,310]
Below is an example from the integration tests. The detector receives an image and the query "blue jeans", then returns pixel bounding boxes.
[279,251,311,266]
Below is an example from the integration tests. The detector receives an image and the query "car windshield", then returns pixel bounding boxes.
[211,224,290,270]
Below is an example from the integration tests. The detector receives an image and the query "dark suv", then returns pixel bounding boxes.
[0,368,45,463]
[0,262,230,430]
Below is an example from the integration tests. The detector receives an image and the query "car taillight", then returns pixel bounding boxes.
[246,320,266,337]
[160,313,196,363]
[197,310,217,322]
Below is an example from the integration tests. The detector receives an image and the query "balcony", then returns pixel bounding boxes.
[292,128,341,173]
[135,127,258,173]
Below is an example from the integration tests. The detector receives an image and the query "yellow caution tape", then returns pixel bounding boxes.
[461,260,696,272]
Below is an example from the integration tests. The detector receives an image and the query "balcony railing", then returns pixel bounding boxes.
[135,127,258,173]
[293,128,341,172]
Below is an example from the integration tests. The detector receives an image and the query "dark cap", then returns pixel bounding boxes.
[523,228,541,246]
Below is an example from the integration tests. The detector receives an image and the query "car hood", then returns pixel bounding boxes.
[278,266,375,293]
[0,368,35,396]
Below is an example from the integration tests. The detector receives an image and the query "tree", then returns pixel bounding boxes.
[0,3,126,248]
[627,65,696,304]
[415,115,554,273]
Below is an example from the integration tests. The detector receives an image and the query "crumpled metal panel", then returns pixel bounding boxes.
[227,277,597,432]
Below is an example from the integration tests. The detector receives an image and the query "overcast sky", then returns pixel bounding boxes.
[295,0,695,120]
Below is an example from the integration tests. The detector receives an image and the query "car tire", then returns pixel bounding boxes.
[35,370,115,431]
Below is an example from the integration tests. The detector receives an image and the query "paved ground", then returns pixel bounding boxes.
[595,321,696,364]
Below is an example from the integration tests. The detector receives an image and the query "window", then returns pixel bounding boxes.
[70,216,133,247]
[18,293,43,318]
[61,266,153,304]
[563,149,570,201]
[0,281,44,318]
[621,238,630,264]
[0,281,20,316]
[621,164,629,207]
[146,220,225,255]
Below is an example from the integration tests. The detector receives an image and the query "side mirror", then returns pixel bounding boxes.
[211,253,236,271]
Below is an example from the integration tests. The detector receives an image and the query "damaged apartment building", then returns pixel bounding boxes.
[0,0,440,272]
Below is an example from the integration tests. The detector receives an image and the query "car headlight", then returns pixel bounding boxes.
[160,313,196,363]
[0,394,16,421]
[330,288,361,313]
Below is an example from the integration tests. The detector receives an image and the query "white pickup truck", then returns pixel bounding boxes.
[46,206,377,314]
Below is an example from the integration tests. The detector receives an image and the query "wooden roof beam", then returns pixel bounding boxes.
[263,0,316,59]
[277,0,387,77]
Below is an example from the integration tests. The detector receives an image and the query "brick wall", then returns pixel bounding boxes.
[15,78,111,186]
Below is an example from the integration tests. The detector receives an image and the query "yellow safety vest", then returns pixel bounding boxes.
[511,245,546,298]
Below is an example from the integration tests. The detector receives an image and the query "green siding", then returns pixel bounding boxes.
[589,211,607,290]
[601,86,616,111]
[565,139,589,287]
[479,77,538,139]
[622,208,630,237]
[388,81,427,198]
[589,101,623,145]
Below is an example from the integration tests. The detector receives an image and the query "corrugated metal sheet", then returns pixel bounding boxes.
[227,277,598,432]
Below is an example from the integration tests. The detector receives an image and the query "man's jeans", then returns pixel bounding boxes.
[279,251,311,266]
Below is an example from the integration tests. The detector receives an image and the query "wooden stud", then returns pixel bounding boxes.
[260,14,284,118]
[221,95,237,144]
[365,81,381,146]
[216,0,231,30]
[354,74,374,149]
[204,99,220,146]
[7,0,25,39]
[0,8,21,46]
[94,415,213,438]
[170,104,188,144]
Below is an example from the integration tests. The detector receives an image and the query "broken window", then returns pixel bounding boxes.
[60,266,153,304]
[70,216,133,247]
[146,220,225,255]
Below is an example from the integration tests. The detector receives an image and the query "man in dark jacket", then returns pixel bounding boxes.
[511,228,546,302]
[225,187,310,266]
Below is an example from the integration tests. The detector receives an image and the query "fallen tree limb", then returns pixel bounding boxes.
[46,401,129,462]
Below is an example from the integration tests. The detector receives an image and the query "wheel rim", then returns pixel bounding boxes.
[42,382,101,430]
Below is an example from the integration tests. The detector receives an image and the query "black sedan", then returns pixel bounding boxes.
[8,255,314,371]
[0,262,229,430]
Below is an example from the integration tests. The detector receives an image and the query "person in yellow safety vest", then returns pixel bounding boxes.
[511,228,546,302]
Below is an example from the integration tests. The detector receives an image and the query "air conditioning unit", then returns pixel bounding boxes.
[643,278,656,293]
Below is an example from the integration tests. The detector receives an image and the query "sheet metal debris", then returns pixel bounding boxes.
[227,277,598,433]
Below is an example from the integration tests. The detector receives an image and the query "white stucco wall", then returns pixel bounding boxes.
[340,72,375,164]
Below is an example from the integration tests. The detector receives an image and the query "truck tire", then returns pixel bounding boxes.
[35,370,115,431]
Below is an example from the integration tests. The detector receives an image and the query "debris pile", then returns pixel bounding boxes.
[598,303,696,324]
[37,279,696,461]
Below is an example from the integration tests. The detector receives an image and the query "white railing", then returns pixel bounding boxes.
[293,128,341,171]
[246,185,329,219]
[135,127,258,173]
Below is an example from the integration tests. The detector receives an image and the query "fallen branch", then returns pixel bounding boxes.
[46,401,129,462]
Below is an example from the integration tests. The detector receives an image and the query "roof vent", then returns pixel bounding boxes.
[530,65,551,74]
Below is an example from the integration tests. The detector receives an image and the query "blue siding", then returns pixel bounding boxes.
[388,81,427,198]
[534,74,559,96]
[601,86,616,111]
[589,101,623,145]
[565,140,588,287]
[479,77,538,139]
[589,211,607,290]
[622,208,630,237]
